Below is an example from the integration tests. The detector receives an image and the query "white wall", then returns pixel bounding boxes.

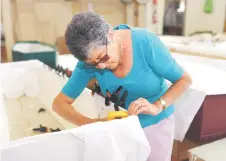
[225,4,226,20]
[145,0,165,35]
[184,0,226,35]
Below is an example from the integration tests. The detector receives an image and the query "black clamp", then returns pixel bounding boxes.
[91,83,102,96]
[38,108,46,113]
[64,68,72,77]
[105,86,128,110]
[105,86,122,106]
[111,86,123,103]
[55,65,63,76]
[32,125,61,133]
[52,65,72,78]
[50,128,61,132]
[32,125,47,133]
[114,90,128,111]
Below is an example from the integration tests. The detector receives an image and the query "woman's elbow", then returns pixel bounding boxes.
[52,93,74,112]
[52,95,63,112]
[181,71,192,86]
[52,97,60,112]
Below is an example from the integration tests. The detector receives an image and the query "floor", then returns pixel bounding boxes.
[4,95,64,141]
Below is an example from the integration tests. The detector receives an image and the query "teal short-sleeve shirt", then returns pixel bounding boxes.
[61,24,184,128]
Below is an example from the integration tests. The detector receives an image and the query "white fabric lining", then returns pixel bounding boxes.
[159,35,226,58]
[13,43,55,53]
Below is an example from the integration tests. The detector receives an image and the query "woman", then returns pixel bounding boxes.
[52,11,192,161]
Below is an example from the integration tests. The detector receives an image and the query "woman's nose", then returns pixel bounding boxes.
[97,63,106,69]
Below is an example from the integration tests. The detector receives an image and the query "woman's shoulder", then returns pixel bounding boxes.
[113,24,158,42]
[131,27,157,41]
[74,60,101,74]
[131,28,165,53]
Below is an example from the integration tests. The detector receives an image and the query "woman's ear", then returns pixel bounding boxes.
[108,29,114,43]
[109,28,114,35]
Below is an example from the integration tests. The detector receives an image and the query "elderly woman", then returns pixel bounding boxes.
[53,12,192,161]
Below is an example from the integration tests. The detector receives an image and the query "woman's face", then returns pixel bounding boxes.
[86,39,121,71]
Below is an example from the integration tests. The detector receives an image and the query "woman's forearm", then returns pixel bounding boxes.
[52,101,98,126]
[155,72,192,109]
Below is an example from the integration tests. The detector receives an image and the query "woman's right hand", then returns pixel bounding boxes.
[93,117,108,123]
[53,92,96,126]
[53,92,109,126]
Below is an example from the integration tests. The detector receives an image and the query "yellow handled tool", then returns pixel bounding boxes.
[93,84,129,121]
[107,111,129,120]
[107,89,129,120]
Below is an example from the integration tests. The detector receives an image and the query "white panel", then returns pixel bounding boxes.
[184,0,226,36]
[14,0,73,44]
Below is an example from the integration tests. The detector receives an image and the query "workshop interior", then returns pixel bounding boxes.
[1,0,226,161]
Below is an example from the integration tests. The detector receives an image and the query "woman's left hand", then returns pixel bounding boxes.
[128,98,162,116]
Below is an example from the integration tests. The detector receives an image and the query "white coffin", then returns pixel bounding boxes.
[189,138,226,161]
[1,51,226,160]
[0,60,153,161]
[159,34,226,59]
[0,60,125,146]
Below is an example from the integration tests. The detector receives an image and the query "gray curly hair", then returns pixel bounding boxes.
[64,11,111,61]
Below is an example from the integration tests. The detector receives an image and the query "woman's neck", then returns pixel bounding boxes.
[112,30,133,78]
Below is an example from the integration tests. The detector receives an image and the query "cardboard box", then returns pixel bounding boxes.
[55,36,71,55]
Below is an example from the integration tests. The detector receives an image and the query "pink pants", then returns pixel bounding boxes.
[143,114,175,161]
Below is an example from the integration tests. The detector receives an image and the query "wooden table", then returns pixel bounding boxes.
[172,139,202,161]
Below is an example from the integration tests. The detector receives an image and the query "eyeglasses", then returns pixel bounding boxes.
[87,39,110,67]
